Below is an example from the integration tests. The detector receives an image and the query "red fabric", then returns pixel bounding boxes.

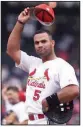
[29,114,45,120]
[44,69,50,81]
[35,4,55,19]
[19,91,26,102]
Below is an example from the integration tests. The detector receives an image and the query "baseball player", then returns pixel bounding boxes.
[6,7,79,124]
[2,86,28,125]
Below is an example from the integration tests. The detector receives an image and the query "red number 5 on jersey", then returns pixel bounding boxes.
[33,90,41,101]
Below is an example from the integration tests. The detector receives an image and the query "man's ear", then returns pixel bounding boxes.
[52,40,55,46]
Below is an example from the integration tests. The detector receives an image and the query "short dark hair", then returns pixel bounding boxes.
[7,86,19,92]
[34,29,53,40]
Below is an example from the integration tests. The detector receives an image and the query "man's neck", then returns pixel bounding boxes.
[42,53,57,63]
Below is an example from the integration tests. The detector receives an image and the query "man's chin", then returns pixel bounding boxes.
[37,53,46,57]
[9,100,17,105]
[36,50,51,58]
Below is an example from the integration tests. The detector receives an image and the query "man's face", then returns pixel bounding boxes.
[34,32,55,57]
[6,90,19,104]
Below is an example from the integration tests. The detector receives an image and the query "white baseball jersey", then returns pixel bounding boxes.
[4,100,28,122]
[16,51,79,116]
[11,101,28,123]
[5,100,14,112]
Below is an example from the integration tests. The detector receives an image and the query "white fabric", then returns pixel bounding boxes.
[5,100,28,122]
[15,51,42,73]
[28,118,66,125]
[5,100,13,112]
[28,117,47,124]
[16,51,79,124]
[11,102,28,122]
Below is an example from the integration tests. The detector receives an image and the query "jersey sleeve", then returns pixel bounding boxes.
[15,50,42,73]
[59,64,79,89]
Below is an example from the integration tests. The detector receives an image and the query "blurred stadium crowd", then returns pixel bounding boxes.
[1,1,80,125]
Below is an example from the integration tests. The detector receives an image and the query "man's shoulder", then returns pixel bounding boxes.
[11,102,25,113]
[15,101,25,106]
[55,57,73,69]
[21,50,42,62]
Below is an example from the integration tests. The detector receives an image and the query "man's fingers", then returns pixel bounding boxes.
[24,7,30,15]
[22,11,26,16]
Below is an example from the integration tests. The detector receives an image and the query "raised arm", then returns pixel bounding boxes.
[6,8,30,65]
